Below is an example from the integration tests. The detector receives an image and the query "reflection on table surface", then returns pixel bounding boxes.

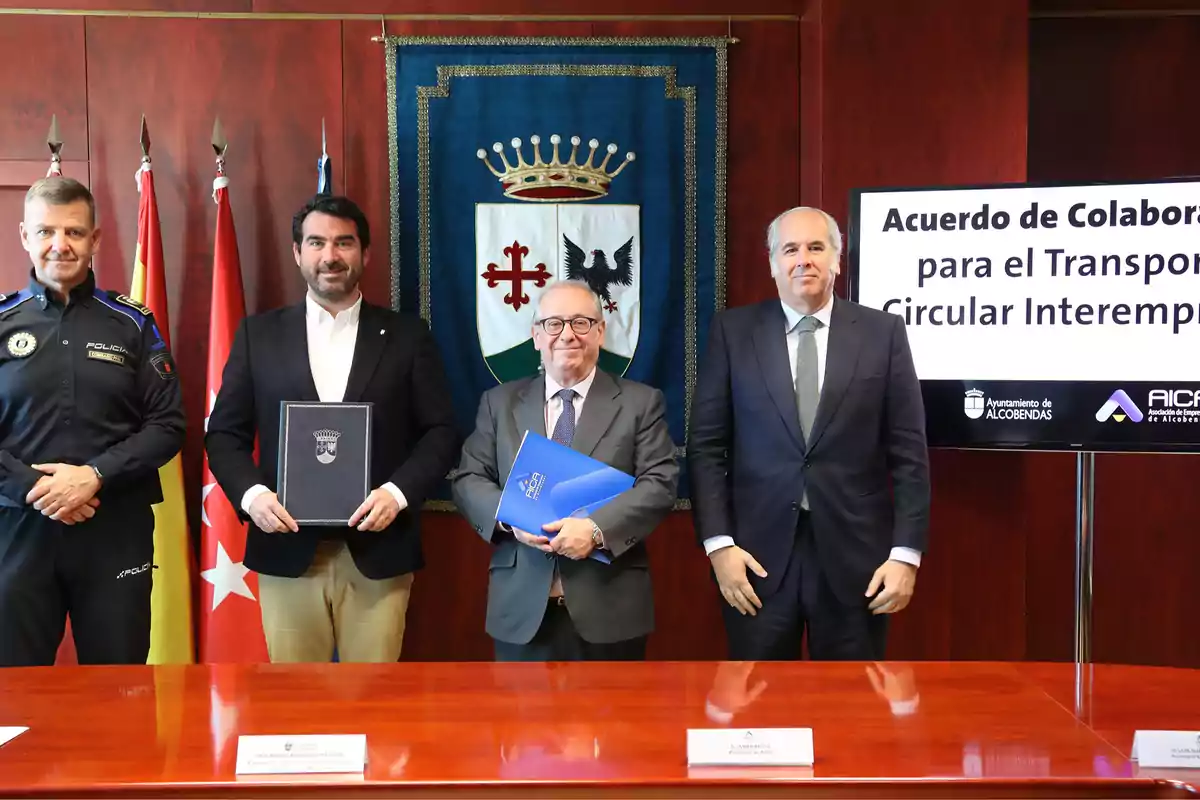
[0,660,1196,797]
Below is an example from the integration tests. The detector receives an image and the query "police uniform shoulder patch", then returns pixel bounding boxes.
[150,351,177,381]
[94,291,147,330]
[113,294,152,316]
[0,290,32,315]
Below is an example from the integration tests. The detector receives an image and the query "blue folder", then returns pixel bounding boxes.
[496,431,635,564]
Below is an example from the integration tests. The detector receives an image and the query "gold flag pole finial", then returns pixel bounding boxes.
[47,114,63,174]
[211,117,230,202]
[140,114,152,162]
[212,117,228,173]
[136,115,153,191]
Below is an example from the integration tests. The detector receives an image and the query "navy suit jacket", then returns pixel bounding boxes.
[687,296,930,604]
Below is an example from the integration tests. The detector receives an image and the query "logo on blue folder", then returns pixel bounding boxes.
[498,433,633,566]
[519,472,547,500]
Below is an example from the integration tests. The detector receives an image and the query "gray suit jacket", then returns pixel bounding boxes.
[451,369,679,645]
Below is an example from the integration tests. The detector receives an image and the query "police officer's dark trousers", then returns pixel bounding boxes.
[0,498,153,666]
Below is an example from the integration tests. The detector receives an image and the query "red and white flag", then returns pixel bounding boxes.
[198,162,268,662]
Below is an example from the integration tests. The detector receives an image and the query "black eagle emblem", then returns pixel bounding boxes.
[563,235,634,313]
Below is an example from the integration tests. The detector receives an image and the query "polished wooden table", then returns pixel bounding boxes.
[0,661,1196,797]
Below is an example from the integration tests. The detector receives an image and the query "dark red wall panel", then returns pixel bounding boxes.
[0,1,248,8]
[1030,15,1200,668]
[82,16,344,572]
[1033,0,1200,13]
[0,16,89,284]
[255,0,807,14]
[0,16,88,162]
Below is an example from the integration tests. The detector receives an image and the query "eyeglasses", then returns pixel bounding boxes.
[535,316,600,336]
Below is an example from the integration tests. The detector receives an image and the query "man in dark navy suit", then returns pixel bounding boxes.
[688,206,930,660]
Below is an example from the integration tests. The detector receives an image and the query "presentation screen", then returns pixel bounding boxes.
[848,178,1200,452]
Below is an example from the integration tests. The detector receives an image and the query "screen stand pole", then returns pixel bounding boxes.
[1073,450,1095,719]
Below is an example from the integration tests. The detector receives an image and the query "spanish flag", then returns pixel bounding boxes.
[132,122,195,664]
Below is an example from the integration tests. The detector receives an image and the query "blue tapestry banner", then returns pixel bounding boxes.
[387,37,729,503]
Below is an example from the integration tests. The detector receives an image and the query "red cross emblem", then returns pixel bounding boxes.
[481,240,552,311]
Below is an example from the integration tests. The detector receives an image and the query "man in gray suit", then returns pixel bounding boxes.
[452,280,678,661]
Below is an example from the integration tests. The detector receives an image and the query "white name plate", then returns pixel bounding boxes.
[1132,730,1200,768]
[0,727,27,747]
[235,734,367,775]
[687,728,814,766]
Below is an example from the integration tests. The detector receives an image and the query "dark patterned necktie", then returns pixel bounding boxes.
[550,388,577,446]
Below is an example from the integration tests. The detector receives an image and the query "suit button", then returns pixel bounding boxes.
[791,502,798,511]
[545,553,553,560]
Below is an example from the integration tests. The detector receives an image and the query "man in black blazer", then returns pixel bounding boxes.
[688,206,930,661]
[205,195,458,663]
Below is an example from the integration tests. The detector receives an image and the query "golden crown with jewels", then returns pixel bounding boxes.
[477,135,636,202]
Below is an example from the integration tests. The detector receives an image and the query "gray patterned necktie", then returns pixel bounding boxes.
[794,316,823,442]
[550,388,577,446]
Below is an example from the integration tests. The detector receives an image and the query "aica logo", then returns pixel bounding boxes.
[964,389,985,420]
[1095,389,1144,423]
[519,472,546,500]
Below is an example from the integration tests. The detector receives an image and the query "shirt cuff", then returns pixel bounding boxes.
[381,482,408,512]
[889,546,922,568]
[89,453,121,487]
[703,535,736,556]
[704,699,735,725]
[240,484,270,514]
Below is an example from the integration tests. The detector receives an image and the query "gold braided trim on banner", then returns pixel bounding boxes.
[386,37,728,512]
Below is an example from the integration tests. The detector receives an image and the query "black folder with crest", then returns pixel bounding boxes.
[277,401,373,526]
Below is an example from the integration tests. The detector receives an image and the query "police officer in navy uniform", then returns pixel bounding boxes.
[0,177,185,666]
